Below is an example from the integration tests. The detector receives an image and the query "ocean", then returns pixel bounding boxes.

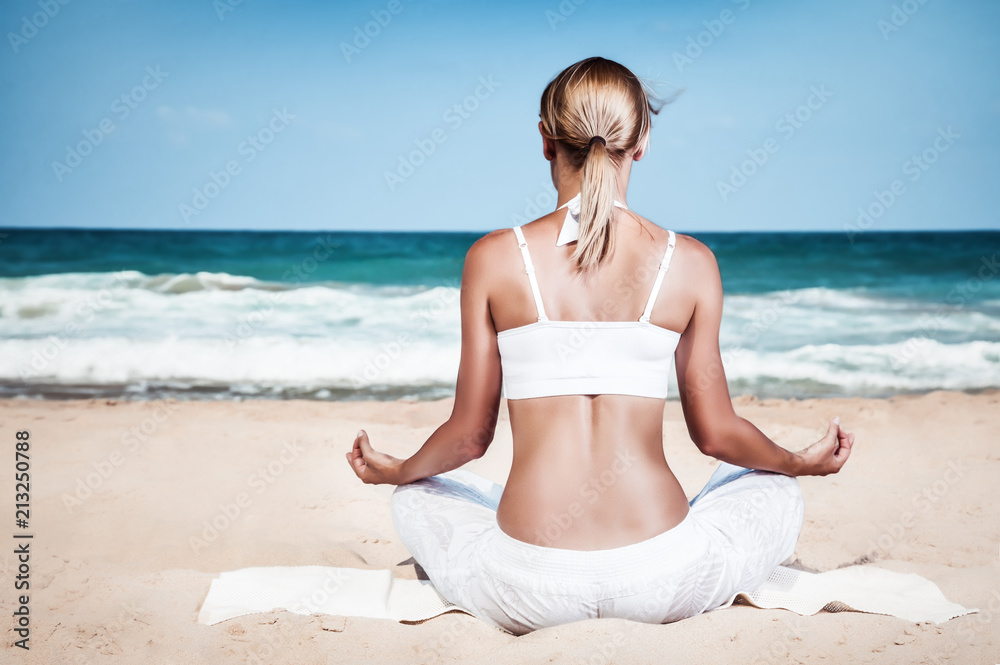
[0,228,997,401]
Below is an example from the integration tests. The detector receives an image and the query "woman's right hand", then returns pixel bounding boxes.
[793,417,855,476]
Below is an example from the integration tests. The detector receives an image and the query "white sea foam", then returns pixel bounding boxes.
[722,338,1000,396]
[2,272,997,398]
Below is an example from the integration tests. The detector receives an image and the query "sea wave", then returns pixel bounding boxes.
[1,335,996,400]
[722,338,1000,397]
[1,335,460,388]
[1,271,997,399]
[2,270,356,295]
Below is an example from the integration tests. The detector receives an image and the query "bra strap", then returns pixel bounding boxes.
[512,226,548,322]
[640,230,677,323]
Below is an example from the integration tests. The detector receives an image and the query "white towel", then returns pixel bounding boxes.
[197,566,464,626]
[198,563,975,627]
[721,564,976,624]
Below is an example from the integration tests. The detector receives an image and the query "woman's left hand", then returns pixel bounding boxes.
[346,429,404,485]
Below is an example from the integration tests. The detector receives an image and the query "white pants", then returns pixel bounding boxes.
[390,462,804,635]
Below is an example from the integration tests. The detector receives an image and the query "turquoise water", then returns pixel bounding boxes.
[1,228,998,400]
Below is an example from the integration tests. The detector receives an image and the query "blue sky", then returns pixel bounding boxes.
[1,0,998,232]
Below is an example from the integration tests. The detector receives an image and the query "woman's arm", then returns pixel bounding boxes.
[347,234,503,485]
[673,239,853,477]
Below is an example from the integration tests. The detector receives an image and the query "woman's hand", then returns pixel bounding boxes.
[346,430,404,485]
[793,417,855,476]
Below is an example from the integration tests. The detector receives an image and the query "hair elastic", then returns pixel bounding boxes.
[588,136,606,148]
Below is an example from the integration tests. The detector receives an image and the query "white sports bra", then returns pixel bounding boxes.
[496,225,680,400]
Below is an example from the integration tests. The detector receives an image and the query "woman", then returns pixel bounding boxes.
[346,57,854,635]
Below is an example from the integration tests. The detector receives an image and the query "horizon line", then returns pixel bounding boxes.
[1,225,997,235]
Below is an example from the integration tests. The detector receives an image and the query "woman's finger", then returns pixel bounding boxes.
[348,439,361,465]
[834,432,854,466]
[346,452,365,481]
[357,430,382,461]
[346,429,371,478]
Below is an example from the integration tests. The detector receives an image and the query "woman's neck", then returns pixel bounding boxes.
[550,159,633,211]
[553,186,630,210]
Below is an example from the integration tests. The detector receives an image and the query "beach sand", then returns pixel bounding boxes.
[0,390,997,664]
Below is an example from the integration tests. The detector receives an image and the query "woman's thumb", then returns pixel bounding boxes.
[357,429,373,454]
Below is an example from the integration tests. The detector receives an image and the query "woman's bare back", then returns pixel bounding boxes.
[488,208,701,550]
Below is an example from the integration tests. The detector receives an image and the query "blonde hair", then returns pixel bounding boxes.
[540,57,665,270]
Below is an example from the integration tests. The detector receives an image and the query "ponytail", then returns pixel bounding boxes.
[574,138,618,270]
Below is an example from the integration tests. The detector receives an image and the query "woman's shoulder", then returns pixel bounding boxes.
[672,231,718,273]
[460,228,521,287]
[464,218,559,257]
[667,231,723,305]
[465,227,516,263]
[631,219,719,277]
[645,228,722,300]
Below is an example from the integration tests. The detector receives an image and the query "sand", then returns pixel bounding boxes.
[0,390,997,664]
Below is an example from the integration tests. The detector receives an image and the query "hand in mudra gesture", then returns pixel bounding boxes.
[795,417,855,476]
[346,429,404,485]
